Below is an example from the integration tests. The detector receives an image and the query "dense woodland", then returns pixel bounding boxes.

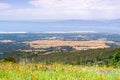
[2,48,119,67]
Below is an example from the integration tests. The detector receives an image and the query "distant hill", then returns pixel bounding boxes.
[0,19,120,32]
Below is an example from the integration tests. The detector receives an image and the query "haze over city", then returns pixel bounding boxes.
[0,0,120,32]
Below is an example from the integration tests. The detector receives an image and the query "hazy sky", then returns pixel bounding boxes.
[0,0,120,32]
[0,0,120,20]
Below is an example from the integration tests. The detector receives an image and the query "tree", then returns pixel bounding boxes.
[112,49,120,66]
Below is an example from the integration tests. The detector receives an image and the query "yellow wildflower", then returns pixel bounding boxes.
[116,78,120,80]
[98,74,103,79]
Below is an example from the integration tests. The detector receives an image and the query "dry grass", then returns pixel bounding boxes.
[24,39,114,50]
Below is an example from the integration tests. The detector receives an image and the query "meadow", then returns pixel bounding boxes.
[0,63,120,80]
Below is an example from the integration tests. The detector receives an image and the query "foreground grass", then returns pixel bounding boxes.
[0,63,120,80]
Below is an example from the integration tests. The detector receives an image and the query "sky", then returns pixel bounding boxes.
[0,0,120,32]
[0,0,120,20]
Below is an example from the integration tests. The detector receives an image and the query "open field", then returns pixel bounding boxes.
[24,39,114,50]
[0,63,120,80]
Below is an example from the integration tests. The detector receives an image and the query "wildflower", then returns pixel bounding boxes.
[31,73,35,80]
[76,67,82,72]
[78,78,82,80]
[15,65,19,69]
[31,72,38,80]
[19,73,23,76]
[116,78,120,80]
[46,65,51,70]
[34,64,38,68]
[13,73,17,77]
[98,74,103,79]
[54,66,58,71]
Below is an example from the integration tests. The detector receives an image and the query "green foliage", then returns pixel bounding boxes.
[3,48,119,67]
[3,56,16,63]
[15,48,119,66]
[111,49,120,66]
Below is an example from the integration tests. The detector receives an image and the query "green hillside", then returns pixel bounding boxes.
[11,48,119,66]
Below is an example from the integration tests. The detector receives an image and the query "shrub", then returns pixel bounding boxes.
[3,56,16,63]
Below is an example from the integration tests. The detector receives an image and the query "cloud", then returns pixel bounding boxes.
[0,0,120,20]
[29,0,120,11]
[28,0,120,20]
[29,0,117,9]
[0,2,11,9]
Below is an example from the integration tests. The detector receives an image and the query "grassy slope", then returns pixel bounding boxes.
[0,63,120,80]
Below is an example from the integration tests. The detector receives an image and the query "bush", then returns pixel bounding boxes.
[3,56,16,63]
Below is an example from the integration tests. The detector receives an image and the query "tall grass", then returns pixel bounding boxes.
[0,63,120,80]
